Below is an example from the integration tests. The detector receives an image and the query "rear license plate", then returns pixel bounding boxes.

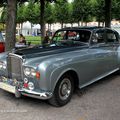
[0,82,15,94]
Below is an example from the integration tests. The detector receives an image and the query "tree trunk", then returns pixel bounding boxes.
[61,22,63,28]
[40,0,46,44]
[98,21,100,27]
[50,24,51,30]
[20,23,23,34]
[30,23,33,35]
[80,15,84,26]
[105,0,112,27]
[78,21,80,26]
[5,0,17,51]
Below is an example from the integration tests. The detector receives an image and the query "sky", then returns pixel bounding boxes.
[68,0,73,3]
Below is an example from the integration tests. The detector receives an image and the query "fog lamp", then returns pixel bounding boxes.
[24,78,29,83]
[28,82,34,90]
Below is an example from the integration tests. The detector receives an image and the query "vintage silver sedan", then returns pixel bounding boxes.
[0,27,120,106]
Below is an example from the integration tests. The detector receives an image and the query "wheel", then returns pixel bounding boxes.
[48,74,74,107]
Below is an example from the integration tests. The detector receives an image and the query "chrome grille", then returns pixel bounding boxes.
[7,54,23,81]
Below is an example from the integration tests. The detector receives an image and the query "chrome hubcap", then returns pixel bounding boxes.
[59,78,72,100]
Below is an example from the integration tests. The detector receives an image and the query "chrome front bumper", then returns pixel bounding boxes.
[0,77,52,100]
[19,88,52,100]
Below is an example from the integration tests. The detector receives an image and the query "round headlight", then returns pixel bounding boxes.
[28,82,34,90]
[31,69,36,77]
[24,68,31,76]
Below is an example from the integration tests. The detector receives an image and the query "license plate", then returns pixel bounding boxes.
[0,82,15,94]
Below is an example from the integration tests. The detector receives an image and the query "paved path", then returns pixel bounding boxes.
[0,74,120,120]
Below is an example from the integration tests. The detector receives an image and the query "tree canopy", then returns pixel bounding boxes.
[0,0,119,51]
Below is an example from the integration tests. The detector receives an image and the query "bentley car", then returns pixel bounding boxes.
[0,27,120,106]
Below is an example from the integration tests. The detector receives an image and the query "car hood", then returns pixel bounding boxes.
[14,45,88,59]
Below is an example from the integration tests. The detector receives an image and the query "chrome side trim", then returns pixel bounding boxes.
[80,68,119,89]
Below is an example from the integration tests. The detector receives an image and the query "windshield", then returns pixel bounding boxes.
[52,29,91,47]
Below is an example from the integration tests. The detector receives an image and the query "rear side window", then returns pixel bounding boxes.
[106,30,118,43]
[91,29,105,44]
[95,30,105,43]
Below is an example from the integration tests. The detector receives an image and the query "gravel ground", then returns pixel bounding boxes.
[0,73,120,120]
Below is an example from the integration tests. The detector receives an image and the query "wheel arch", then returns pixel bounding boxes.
[51,69,79,92]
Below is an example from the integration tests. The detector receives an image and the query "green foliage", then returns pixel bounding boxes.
[32,2,40,24]
[72,0,93,23]
[1,0,120,28]
[54,0,69,27]
[0,23,5,31]
[93,0,105,22]
[24,0,35,23]
[112,0,120,20]
[67,2,74,24]
[0,7,7,24]
[45,3,55,24]
[17,4,26,23]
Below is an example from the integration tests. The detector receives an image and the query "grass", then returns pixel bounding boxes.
[25,36,41,45]
[16,36,41,45]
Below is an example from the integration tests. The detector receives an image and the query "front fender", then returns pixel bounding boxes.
[50,64,78,92]
[117,46,120,67]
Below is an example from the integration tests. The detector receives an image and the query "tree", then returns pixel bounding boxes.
[17,3,26,33]
[23,0,36,35]
[45,3,55,30]
[32,2,40,24]
[67,2,74,27]
[0,7,7,29]
[105,0,112,27]
[5,0,17,51]
[0,0,27,51]
[72,0,93,26]
[54,0,69,28]
[93,0,105,26]
[112,0,120,20]
[40,0,56,43]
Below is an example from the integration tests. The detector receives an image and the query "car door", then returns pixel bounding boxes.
[94,28,118,72]
[84,28,119,84]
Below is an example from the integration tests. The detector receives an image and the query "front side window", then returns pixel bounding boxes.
[53,31,67,41]
[52,30,91,46]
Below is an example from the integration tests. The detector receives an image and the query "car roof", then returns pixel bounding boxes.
[57,26,104,31]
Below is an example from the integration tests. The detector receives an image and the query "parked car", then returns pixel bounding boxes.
[0,32,5,53]
[0,27,120,106]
